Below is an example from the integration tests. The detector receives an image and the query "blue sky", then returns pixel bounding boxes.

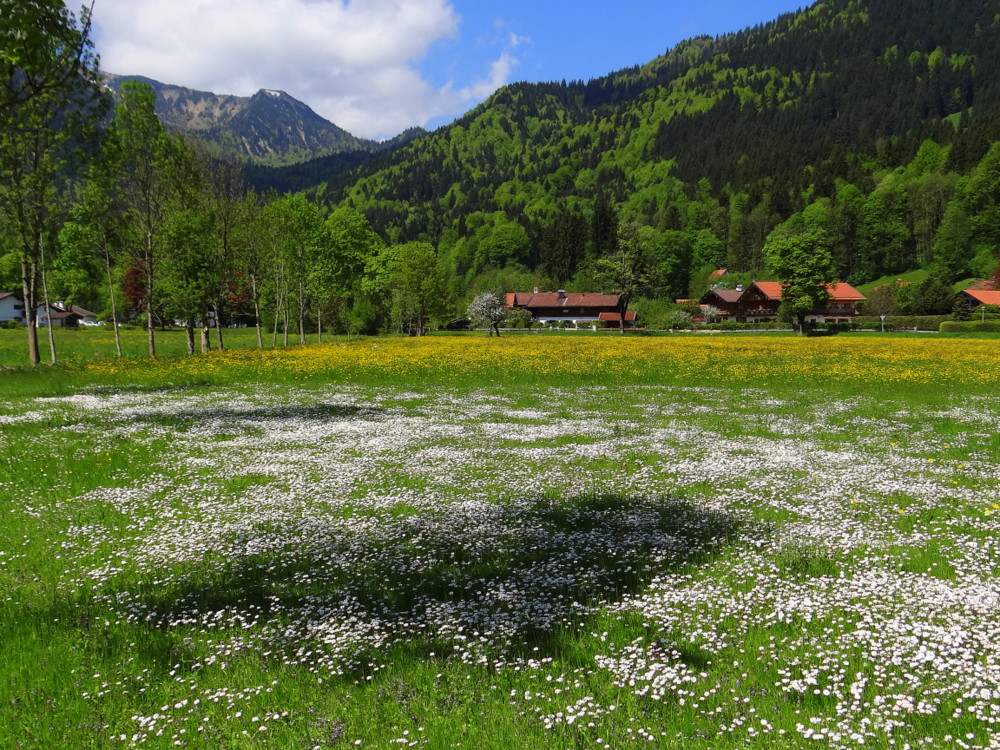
[429,2,805,86]
[93,0,807,139]
[421,1,807,129]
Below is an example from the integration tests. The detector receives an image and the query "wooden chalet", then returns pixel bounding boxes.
[699,281,866,323]
[700,288,745,318]
[505,290,633,327]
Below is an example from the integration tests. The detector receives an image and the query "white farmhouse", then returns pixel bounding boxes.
[35,302,100,328]
[0,292,26,325]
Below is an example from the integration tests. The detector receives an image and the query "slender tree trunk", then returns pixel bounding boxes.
[145,237,155,357]
[146,299,155,355]
[185,321,195,355]
[214,300,224,350]
[104,251,123,358]
[40,241,56,364]
[316,304,323,343]
[297,278,306,344]
[200,311,212,353]
[21,257,40,365]
[272,269,285,347]
[251,275,263,348]
[271,287,282,348]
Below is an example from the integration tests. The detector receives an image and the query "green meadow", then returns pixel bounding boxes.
[2,334,999,749]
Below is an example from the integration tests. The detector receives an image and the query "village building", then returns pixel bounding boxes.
[699,281,866,323]
[0,292,25,325]
[505,290,635,328]
[35,302,100,328]
[700,287,745,318]
[959,288,1000,310]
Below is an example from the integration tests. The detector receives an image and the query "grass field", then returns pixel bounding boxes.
[2,334,1000,748]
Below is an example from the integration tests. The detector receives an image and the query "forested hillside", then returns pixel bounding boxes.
[311,0,1000,297]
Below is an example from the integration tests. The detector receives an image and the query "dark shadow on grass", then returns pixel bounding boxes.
[84,383,217,396]
[119,402,383,430]
[90,493,747,676]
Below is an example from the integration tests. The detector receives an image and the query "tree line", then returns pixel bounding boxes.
[5,0,1000,366]
[0,3,455,364]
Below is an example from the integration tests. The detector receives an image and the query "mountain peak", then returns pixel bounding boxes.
[255,88,290,100]
[104,74,372,166]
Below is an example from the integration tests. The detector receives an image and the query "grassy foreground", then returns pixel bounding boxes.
[2,336,1000,749]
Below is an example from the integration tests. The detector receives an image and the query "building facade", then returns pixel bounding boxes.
[699,281,866,323]
[505,290,632,327]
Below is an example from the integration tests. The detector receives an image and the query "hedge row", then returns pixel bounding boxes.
[853,315,950,331]
[939,321,1000,333]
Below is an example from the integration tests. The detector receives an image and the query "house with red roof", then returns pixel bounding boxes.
[699,281,866,323]
[959,288,1000,309]
[505,289,635,328]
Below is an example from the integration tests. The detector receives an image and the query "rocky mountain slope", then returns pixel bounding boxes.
[103,74,422,165]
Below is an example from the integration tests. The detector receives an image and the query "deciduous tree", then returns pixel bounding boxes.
[764,230,835,335]
[110,81,177,357]
[595,221,650,333]
[0,0,103,363]
[466,291,504,336]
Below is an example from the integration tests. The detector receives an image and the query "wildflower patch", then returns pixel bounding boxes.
[1,368,999,748]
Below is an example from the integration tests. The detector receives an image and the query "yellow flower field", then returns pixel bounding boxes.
[84,335,1000,390]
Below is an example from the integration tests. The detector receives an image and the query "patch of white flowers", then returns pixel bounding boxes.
[9,384,1000,748]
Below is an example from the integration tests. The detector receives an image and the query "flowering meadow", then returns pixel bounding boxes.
[2,335,1000,749]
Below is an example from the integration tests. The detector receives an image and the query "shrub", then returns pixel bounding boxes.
[812,322,851,333]
[501,308,532,329]
[853,315,949,331]
[665,309,693,329]
[939,321,1000,333]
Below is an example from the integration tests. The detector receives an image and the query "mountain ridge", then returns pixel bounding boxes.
[102,74,426,166]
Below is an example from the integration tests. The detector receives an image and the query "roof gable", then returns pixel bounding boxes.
[748,281,865,301]
[826,282,866,301]
[704,289,744,304]
[964,289,1000,306]
[510,291,621,309]
[751,281,783,300]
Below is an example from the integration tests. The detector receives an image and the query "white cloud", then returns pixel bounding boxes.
[91,0,517,139]
[507,32,529,48]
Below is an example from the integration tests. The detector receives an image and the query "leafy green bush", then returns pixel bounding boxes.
[854,315,949,331]
[939,321,1000,333]
[666,309,693,329]
[812,322,851,333]
[501,308,532,328]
